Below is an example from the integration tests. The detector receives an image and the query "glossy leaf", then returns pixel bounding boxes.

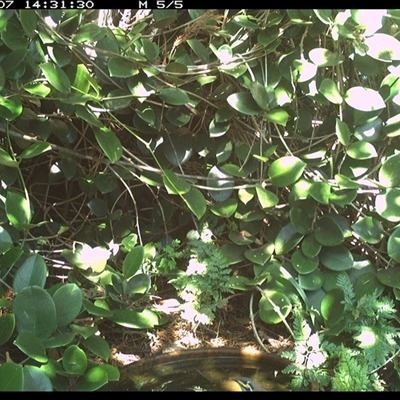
[94,127,122,163]
[352,216,384,244]
[72,23,106,43]
[376,188,400,222]
[108,57,138,78]
[227,92,261,115]
[109,308,160,329]
[162,169,191,195]
[0,147,19,167]
[255,183,279,209]
[244,243,274,265]
[354,272,384,300]
[388,227,400,263]
[40,62,71,94]
[159,88,190,105]
[53,283,83,327]
[123,246,144,280]
[347,141,377,160]
[0,225,13,254]
[263,108,289,126]
[379,153,400,188]
[72,366,108,391]
[207,166,234,202]
[258,290,292,324]
[13,254,48,294]
[249,81,269,111]
[13,286,57,340]
[23,365,52,391]
[19,10,37,38]
[5,190,31,227]
[274,223,304,255]
[309,48,344,66]
[13,332,48,363]
[0,363,23,391]
[290,206,312,234]
[62,345,87,375]
[84,335,110,362]
[298,270,324,291]
[335,118,351,146]
[321,289,344,324]
[291,249,319,274]
[319,78,343,104]
[268,156,306,187]
[377,267,400,289]
[187,39,210,63]
[319,245,354,271]
[0,96,23,121]
[344,86,385,111]
[19,142,51,160]
[210,198,238,217]
[0,313,15,346]
[301,234,322,258]
[354,118,382,142]
[182,188,207,219]
[365,33,400,61]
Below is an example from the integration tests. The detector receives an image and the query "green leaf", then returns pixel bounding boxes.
[12,254,47,294]
[354,272,384,300]
[1,22,28,50]
[42,332,75,348]
[244,243,274,265]
[291,249,319,274]
[292,58,317,82]
[352,216,384,244]
[109,308,160,329]
[0,96,23,121]
[319,78,343,104]
[344,86,385,111]
[289,206,312,234]
[122,246,144,280]
[19,10,37,38]
[301,234,321,258]
[365,33,400,61]
[187,39,210,63]
[94,127,122,163]
[13,286,57,340]
[274,223,304,255]
[107,57,138,78]
[313,9,332,24]
[388,227,400,263]
[75,105,103,128]
[159,88,190,105]
[5,190,31,227]
[335,118,351,146]
[182,187,207,219]
[263,108,289,126]
[125,273,150,296]
[255,183,279,209]
[347,141,377,160]
[377,267,400,289]
[309,48,345,66]
[62,345,87,375]
[13,332,48,363]
[227,92,261,115]
[87,198,108,217]
[268,156,306,187]
[249,81,269,111]
[162,169,191,195]
[298,270,324,291]
[258,290,292,324]
[0,147,18,167]
[0,313,15,346]
[84,335,110,362]
[82,299,113,318]
[0,363,23,391]
[0,225,12,254]
[379,153,400,188]
[376,188,400,222]
[53,283,82,327]
[319,245,354,271]
[72,22,106,43]
[210,198,238,218]
[321,289,344,324]
[207,166,234,202]
[19,142,51,160]
[72,366,108,391]
[39,62,71,94]
[23,365,52,391]
[23,82,51,97]
[314,216,344,246]
[354,118,382,142]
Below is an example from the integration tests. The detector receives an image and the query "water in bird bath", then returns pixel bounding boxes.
[104,348,291,391]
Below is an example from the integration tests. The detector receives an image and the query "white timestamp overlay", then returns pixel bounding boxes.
[6,0,184,8]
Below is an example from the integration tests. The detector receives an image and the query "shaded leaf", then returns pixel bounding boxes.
[182,187,207,219]
[94,127,122,163]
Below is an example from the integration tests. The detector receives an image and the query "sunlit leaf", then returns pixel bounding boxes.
[268,156,306,187]
[39,62,71,94]
[344,86,385,111]
[94,127,122,163]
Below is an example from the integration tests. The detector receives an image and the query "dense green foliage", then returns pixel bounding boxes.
[1,8,400,390]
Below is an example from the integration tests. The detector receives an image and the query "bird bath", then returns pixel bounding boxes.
[104,347,292,391]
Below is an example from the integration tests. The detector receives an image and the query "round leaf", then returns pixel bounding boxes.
[290,206,312,234]
[352,216,384,244]
[344,86,385,111]
[207,166,234,202]
[388,227,400,263]
[298,270,324,291]
[210,198,238,218]
[314,216,344,247]
[379,153,400,188]
[354,272,384,300]
[291,249,319,274]
[0,363,23,391]
[72,366,108,391]
[244,243,274,265]
[268,156,306,187]
[53,283,83,327]
[23,365,52,391]
[13,332,48,363]
[274,223,304,255]
[347,141,377,160]
[377,267,400,289]
[255,183,279,209]
[258,290,292,324]
[376,188,400,222]
[159,88,190,105]
[319,78,343,104]
[321,289,344,324]
[249,81,269,111]
[365,33,400,62]
[62,345,87,375]
[13,286,57,340]
[227,92,261,115]
[13,254,48,294]
[309,48,344,66]
[319,245,354,271]
[84,335,110,362]
[0,313,15,346]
